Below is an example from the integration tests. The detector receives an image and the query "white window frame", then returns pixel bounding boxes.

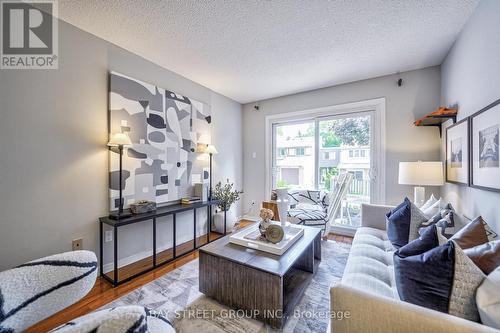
[265,97,386,205]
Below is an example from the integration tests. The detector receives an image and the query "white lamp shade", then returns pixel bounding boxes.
[107,133,132,146]
[205,144,218,155]
[398,161,444,186]
[198,134,211,145]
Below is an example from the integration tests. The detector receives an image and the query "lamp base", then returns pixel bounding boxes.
[413,186,426,208]
[108,210,133,220]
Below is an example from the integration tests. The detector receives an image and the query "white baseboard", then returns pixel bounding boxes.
[241,214,259,222]
[102,236,203,273]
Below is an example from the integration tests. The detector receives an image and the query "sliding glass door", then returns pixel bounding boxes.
[272,110,378,230]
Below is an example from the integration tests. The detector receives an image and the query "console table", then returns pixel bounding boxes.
[99,200,226,286]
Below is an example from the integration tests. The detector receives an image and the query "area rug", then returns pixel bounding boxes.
[101,240,351,333]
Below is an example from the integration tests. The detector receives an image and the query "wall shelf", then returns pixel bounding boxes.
[414,107,457,137]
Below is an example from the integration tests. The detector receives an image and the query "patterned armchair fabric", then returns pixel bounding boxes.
[50,306,175,333]
[287,189,324,208]
[0,251,175,333]
[287,174,353,234]
[287,189,329,231]
[0,251,98,333]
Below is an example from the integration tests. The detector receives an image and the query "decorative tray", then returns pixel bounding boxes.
[229,221,304,255]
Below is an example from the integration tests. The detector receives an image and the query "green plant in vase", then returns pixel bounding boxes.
[212,179,242,212]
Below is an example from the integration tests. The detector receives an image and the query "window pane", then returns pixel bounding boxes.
[274,122,315,189]
[318,115,371,228]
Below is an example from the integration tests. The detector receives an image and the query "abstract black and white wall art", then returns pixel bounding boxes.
[108,72,211,210]
[446,118,469,185]
[470,99,500,192]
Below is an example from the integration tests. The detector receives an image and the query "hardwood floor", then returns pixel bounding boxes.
[104,231,226,282]
[25,220,352,333]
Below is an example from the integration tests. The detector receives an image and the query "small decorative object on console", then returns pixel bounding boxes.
[265,224,285,244]
[181,196,202,204]
[259,208,274,236]
[258,208,285,243]
[129,200,156,214]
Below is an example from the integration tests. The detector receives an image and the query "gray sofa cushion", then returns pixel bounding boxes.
[341,227,399,299]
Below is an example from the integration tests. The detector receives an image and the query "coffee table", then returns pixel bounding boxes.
[199,223,322,328]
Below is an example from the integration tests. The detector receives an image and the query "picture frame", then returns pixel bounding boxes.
[446,118,469,185]
[470,99,500,192]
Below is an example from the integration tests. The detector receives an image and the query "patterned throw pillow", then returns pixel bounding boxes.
[386,198,428,249]
[483,219,499,241]
[394,240,485,322]
[420,203,456,237]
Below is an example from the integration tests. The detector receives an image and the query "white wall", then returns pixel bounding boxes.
[441,0,500,231]
[242,67,442,212]
[0,20,242,270]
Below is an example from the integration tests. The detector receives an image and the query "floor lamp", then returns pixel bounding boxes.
[205,144,218,200]
[108,133,133,220]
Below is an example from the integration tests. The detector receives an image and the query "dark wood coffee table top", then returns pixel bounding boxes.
[199,224,321,277]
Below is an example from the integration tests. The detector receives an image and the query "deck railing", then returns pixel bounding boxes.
[348,179,370,197]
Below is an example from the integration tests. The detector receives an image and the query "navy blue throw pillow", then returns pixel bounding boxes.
[394,241,455,314]
[397,224,439,258]
[386,198,412,249]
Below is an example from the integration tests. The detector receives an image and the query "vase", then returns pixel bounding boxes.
[212,210,236,233]
[275,188,289,227]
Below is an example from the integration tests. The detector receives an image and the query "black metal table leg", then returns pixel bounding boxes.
[99,221,103,277]
[173,213,176,258]
[193,208,197,249]
[153,218,157,267]
[113,225,118,286]
[224,208,227,235]
[207,205,210,243]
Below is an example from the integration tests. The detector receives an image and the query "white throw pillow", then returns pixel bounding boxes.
[420,194,438,212]
[422,197,442,218]
[476,267,500,329]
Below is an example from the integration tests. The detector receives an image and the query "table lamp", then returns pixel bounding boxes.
[398,161,444,207]
[108,133,132,220]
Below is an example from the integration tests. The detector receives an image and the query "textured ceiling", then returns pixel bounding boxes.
[58,0,479,103]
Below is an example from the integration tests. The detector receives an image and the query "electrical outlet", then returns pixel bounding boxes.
[105,230,113,242]
[72,238,83,251]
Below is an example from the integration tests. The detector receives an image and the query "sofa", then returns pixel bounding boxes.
[330,203,498,333]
